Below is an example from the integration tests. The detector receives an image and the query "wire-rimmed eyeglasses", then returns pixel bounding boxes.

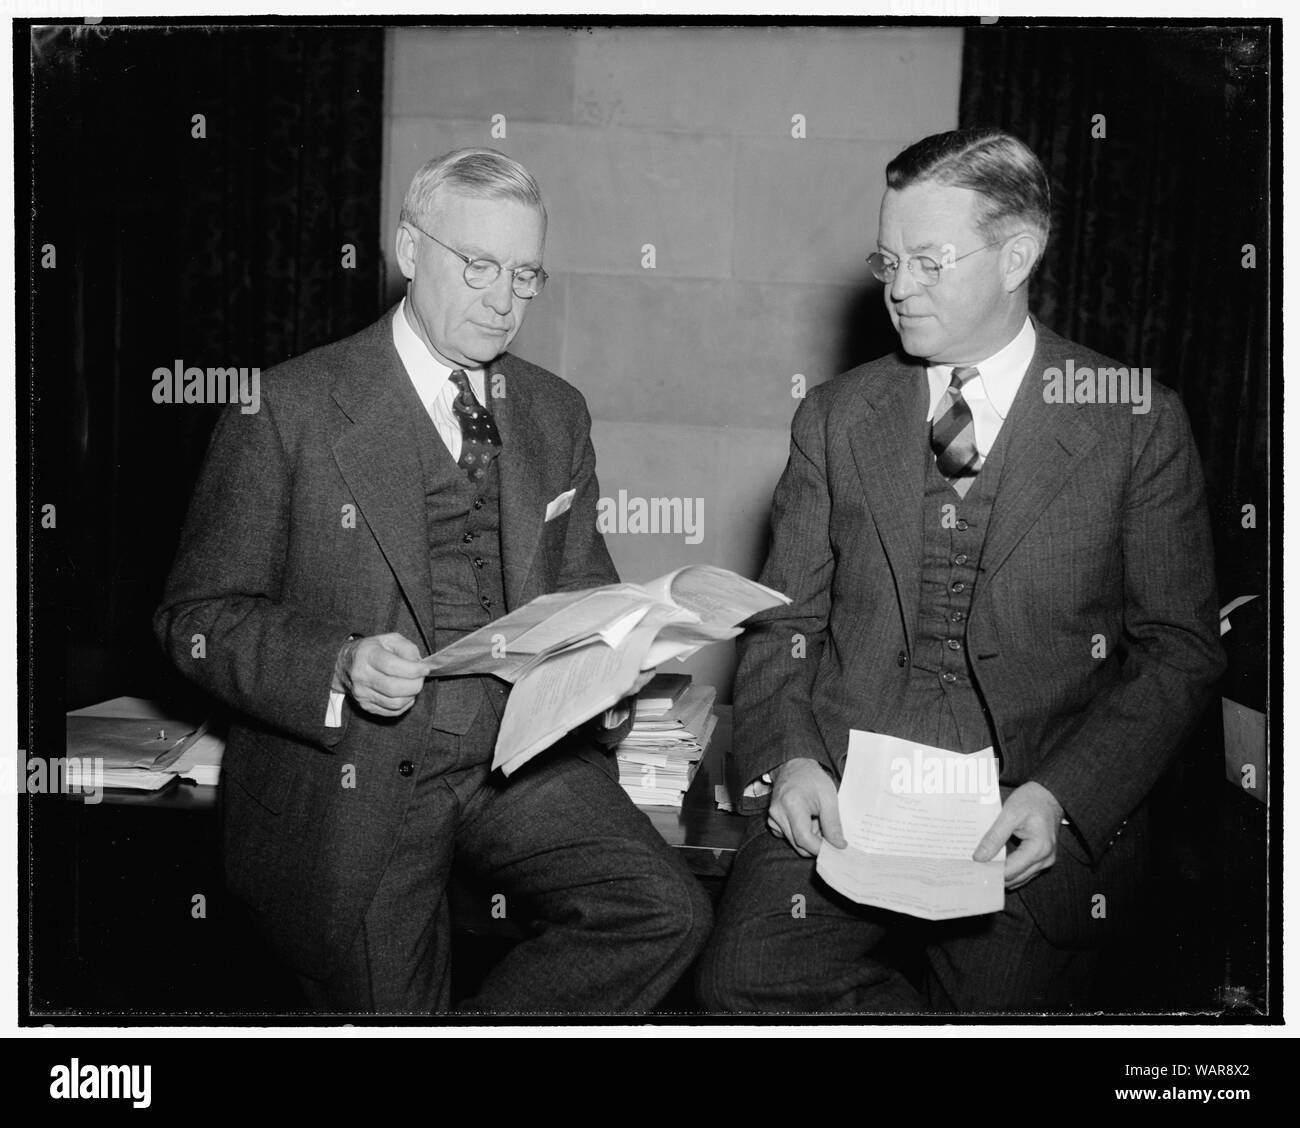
[867,234,1020,287]
[407,220,548,299]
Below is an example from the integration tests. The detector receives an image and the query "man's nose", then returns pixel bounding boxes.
[889,260,922,303]
[483,272,515,316]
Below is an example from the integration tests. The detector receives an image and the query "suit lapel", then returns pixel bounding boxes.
[848,357,929,653]
[329,309,437,652]
[491,356,549,608]
[978,327,1101,586]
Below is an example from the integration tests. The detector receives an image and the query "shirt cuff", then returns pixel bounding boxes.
[325,690,346,728]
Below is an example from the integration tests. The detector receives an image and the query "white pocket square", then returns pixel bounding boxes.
[545,489,576,521]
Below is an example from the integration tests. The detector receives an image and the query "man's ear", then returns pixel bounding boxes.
[1002,230,1042,292]
[395,223,418,281]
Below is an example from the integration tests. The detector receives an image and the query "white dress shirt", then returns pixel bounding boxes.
[392,295,488,462]
[925,315,1036,464]
[325,297,489,727]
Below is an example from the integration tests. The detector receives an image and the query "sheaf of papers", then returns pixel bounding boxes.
[65,712,206,772]
[418,565,788,776]
[494,623,658,776]
[816,731,1005,920]
[64,697,223,791]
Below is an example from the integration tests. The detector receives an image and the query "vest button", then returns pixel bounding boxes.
[950,610,964,622]
[896,651,908,667]
[946,638,962,651]
[473,498,485,510]
[462,532,474,544]
[954,553,968,565]
[474,557,485,568]
[398,760,414,777]
[941,672,958,684]
[480,596,493,609]
[956,519,969,531]
[951,581,966,593]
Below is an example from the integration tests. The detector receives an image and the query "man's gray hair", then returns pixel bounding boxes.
[400,147,546,227]
[886,127,1050,262]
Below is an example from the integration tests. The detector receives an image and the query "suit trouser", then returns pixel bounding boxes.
[299,703,713,1015]
[697,672,1098,1013]
[695,814,1099,1014]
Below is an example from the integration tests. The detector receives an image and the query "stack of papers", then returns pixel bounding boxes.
[616,683,717,808]
[65,697,224,790]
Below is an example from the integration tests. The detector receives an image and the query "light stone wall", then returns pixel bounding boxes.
[383,27,963,697]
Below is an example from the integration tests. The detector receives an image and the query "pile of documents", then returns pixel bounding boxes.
[615,675,717,808]
[65,697,224,791]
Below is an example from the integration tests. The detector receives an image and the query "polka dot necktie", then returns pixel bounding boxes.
[448,368,503,481]
[930,365,983,478]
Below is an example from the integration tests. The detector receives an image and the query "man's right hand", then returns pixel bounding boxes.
[333,633,426,717]
[766,757,846,858]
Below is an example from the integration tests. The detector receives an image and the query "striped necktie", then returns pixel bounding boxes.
[448,369,503,481]
[930,365,982,478]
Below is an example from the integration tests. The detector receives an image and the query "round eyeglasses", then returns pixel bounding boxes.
[867,234,1020,287]
[408,220,548,299]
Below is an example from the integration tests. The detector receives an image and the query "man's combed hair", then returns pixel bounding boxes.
[401,147,546,227]
[886,127,1050,257]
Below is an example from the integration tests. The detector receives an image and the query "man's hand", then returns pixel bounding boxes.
[974,780,1063,890]
[333,632,426,718]
[766,757,847,858]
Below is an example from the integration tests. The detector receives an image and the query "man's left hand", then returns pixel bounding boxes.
[973,781,1064,890]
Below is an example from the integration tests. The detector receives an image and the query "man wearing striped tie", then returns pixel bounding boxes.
[700,127,1224,1012]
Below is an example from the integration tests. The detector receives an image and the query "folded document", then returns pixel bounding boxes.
[816,731,1005,920]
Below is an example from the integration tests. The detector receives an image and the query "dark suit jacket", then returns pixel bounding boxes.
[154,305,618,978]
[732,322,1225,946]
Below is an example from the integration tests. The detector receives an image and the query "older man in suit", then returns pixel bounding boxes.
[155,148,711,1014]
[697,127,1224,1012]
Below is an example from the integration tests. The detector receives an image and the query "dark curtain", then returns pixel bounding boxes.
[961,25,1271,1012]
[960,26,1270,604]
[27,24,386,713]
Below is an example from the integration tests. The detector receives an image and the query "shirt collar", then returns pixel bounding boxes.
[926,316,1036,420]
[391,296,484,404]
